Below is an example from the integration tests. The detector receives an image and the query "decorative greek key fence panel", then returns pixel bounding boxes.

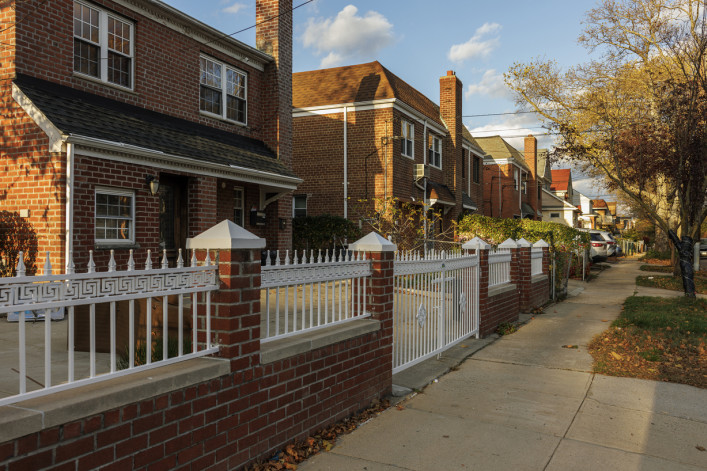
[261,250,372,342]
[393,251,479,374]
[0,249,219,407]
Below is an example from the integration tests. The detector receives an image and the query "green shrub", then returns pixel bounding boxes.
[640,249,671,260]
[0,211,38,277]
[292,214,362,253]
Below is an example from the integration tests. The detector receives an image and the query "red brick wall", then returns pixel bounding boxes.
[439,71,462,222]
[482,163,522,219]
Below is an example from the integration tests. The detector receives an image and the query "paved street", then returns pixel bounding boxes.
[300,260,707,470]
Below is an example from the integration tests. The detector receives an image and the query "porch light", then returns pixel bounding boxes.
[146,175,160,195]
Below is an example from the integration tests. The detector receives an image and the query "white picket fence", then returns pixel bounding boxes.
[0,249,219,406]
[260,250,372,342]
[488,247,512,287]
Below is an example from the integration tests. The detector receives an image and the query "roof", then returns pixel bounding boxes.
[542,188,580,211]
[521,202,535,217]
[427,181,456,206]
[591,199,608,209]
[13,74,297,180]
[461,127,485,155]
[550,169,571,192]
[462,191,477,210]
[292,61,445,127]
[474,136,531,172]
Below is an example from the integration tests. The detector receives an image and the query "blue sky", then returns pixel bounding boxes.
[164,0,610,199]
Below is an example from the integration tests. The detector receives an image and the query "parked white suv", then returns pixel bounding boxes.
[598,231,618,256]
[586,230,608,262]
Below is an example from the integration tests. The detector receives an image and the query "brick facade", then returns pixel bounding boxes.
[1,0,296,272]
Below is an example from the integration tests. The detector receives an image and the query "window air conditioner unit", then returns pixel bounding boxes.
[414,164,429,180]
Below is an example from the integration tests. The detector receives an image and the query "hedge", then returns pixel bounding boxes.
[292,214,362,253]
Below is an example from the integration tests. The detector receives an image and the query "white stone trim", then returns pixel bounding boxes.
[12,84,65,153]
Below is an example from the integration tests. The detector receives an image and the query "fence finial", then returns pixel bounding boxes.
[177,249,184,268]
[284,250,290,266]
[145,250,152,270]
[43,252,52,276]
[108,250,116,272]
[161,250,169,269]
[88,250,96,273]
[16,251,26,277]
[204,250,211,266]
[66,251,75,275]
[275,250,281,266]
[128,250,135,271]
[190,250,197,267]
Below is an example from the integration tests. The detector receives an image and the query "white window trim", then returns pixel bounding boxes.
[234,186,244,227]
[428,135,442,169]
[95,187,135,244]
[401,119,414,159]
[73,1,134,90]
[199,55,248,125]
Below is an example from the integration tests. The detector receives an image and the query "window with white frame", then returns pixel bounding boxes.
[234,187,244,226]
[293,195,307,218]
[73,1,133,88]
[473,156,481,184]
[200,56,247,124]
[95,188,135,243]
[514,168,519,190]
[401,120,414,158]
[428,135,441,168]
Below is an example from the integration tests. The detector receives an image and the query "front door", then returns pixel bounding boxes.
[159,174,188,266]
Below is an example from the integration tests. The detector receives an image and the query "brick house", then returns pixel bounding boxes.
[476,135,542,219]
[291,62,484,239]
[1,0,299,272]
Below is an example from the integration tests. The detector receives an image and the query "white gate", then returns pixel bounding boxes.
[392,251,479,374]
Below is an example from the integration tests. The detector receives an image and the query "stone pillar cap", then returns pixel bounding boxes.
[516,238,532,248]
[186,220,266,250]
[533,239,549,248]
[350,232,397,252]
[462,237,490,250]
[499,238,518,249]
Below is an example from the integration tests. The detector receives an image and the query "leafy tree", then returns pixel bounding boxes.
[505,0,707,297]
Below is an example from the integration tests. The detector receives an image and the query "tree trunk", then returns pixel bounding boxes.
[668,230,696,298]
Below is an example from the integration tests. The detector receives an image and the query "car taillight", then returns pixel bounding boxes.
[592,243,602,247]
[607,241,615,245]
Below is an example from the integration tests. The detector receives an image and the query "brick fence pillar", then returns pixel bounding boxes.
[462,237,490,334]
[515,238,532,311]
[187,220,266,372]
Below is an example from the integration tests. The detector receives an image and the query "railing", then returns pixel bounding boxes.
[531,247,543,275]
[488,248,512,286]
[260,250,372,342]
[0,249,219,407]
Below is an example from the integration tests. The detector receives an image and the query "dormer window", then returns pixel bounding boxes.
[73,1,133,89]
[200,56,247,125]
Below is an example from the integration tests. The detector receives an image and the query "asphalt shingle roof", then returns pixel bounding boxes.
[550,169,571,192]
[292,61,446,128]
[474,135,531,172]
[13,74,296,179]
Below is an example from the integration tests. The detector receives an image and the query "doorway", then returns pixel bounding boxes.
[159,174,188,266]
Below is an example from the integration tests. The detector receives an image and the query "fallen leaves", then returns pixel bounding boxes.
[246,399,390,470]
[562,345,579,349]
[610,351,623,361]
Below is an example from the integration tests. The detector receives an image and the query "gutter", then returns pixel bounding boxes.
[65,143,75,274]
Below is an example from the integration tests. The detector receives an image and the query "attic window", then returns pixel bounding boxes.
[73,1,133,89]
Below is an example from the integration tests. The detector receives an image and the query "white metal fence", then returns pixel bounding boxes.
[0,249,219,406]
[392,251,479,374]
[488,248,512,287]
[260,250,372,342]
[531,247,543,275]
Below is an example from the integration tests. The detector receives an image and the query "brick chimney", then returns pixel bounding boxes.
[256,0,292,167]
[524,135,538,219]
[439,70,463,214]
[256,0,293,252]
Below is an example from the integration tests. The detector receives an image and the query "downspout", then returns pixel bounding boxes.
[65,142,75,274]
[498,165,502,217]
[423,120,428,241]
[343,106,348,219]
[519,168,522,218]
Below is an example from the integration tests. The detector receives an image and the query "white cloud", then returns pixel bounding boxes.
[223,2,247,14]
[302,5,394,68]
[467,113,554,150]
[448,22,501,63]
[465,69,512,99]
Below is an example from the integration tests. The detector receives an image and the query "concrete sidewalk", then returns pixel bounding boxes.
[300,260,707,470]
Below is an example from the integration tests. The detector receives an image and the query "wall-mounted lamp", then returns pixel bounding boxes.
[146,175,160,195]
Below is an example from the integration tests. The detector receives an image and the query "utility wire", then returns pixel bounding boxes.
[0,0,49,34]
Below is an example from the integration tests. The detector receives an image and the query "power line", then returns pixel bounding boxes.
[462,110,544,118]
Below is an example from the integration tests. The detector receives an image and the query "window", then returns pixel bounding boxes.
[550,212,560,218]
[401,120,414,158]
[95,188,135,243]
[293,195,307,218]
[514,168,519,190]
[472,156,480,184]
[234,187,244,226]
[200,56,247,124]
[73,1,133,88]
[428,135,441,168]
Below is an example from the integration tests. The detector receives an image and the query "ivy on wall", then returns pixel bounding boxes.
[0,211,38,277]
